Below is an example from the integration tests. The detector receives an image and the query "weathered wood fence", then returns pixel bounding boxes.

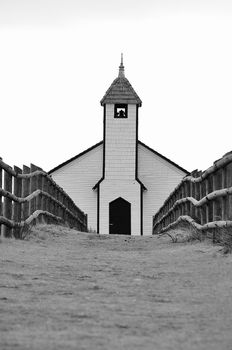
[153,151,232,234]
[0,158,87,238]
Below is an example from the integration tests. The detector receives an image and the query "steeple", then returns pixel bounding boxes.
[98,55,143,236]
[118,53,125,78]
[100,55,142,106]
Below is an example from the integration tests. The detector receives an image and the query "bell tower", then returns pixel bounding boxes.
[95,55,145,235]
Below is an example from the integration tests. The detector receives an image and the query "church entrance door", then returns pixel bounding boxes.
[109,197,131,235]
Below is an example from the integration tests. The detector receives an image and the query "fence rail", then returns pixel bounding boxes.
[0,158,87,238]
[153,151,232,234]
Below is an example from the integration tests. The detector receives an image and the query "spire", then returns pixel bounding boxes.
[100,54,142,106]
[118,53,125,78]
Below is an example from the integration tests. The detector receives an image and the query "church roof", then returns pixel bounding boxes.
[100,55,142,106]
[48,140,189,175]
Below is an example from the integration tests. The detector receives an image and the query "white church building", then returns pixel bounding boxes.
[49,58,188,235]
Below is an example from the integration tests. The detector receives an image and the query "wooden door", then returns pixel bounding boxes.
[109,197,131,235]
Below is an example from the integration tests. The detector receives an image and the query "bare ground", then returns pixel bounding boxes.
[1,225,232,350]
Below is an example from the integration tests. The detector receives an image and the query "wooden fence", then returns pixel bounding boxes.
[153,151,232,234]
[0,158,88,238]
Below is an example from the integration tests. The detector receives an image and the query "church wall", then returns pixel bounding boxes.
[50,142,186,236]
[50,144,103,232]
[138,144,186,236]
[105,104,136,180]
[99,180,141,235]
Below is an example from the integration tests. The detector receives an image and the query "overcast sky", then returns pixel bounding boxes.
[1,0,232,173]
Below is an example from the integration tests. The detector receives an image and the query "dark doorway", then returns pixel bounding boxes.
[109,197,131,235]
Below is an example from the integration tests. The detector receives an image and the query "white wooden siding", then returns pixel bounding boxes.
[138,144,186,236]
[50,144,103,232]
[99,180,141,235]
[50,141,186,236]
[105,104,136,180]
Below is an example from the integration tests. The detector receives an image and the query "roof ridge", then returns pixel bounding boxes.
[49,140,189,175]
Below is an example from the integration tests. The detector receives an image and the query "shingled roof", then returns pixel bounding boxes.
[100,55,142,106]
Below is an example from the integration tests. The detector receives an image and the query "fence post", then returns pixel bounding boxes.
[13,166,22,238]
[47,180,55,223]
[50,182,55,217]
[181,183,184,216]
[199,181,204,225]
[186,181,191,216]
[62,192,66,223]
[222,167,227,220]
[46,180,51,223]
[0,158,2,236]
[84,214,88,232]
[195,181,200,223]
[65,195,70,227]
[214,169,222,222]
[212,173,217,221]
[183,181,188,215]
[205,178,209,223]
[2,169,12,237]
[36,167,43,214]
[29,164,38,216]
[176,190,179,220]
[173,194,177,222]
[226,162,232,220]
[41,175,48,214]
[22,165,30,221]
[54,186,59,219]
[57,190,63,219]
[189,181,193,218]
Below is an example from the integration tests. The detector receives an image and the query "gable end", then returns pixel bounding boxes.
[48,141,103,174]
[138,141,189,175]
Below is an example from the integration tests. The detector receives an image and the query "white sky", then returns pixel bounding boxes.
[1,0,232,173]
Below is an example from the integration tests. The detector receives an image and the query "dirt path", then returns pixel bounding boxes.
[1,225,232,350]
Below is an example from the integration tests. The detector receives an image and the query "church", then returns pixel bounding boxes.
[49,57,188,236]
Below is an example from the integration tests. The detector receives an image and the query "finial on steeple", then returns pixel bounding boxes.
[118,53,125,78]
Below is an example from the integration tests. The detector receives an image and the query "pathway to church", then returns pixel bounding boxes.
[1,225,232,350]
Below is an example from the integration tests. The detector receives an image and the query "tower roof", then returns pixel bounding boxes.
[100,55,142,106]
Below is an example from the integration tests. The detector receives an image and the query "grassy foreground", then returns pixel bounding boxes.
[1,225,232,350]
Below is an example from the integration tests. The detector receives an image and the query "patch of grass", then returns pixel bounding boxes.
[161,221,203,244]
[206,227,232,254]
[163,229,193,243]
[88,227,97,233]
[23,224,78,241]
[164,222,232,254]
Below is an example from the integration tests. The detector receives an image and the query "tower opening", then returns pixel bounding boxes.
[109,197,131,235]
